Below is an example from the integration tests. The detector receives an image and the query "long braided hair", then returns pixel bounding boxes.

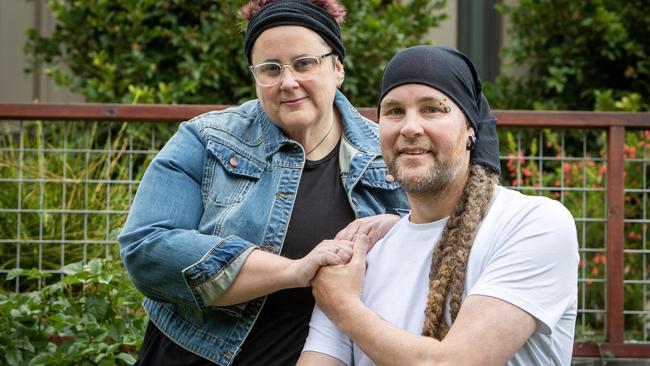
[421,163,499,340]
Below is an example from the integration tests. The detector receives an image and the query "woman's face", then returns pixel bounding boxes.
[250,25,344,134]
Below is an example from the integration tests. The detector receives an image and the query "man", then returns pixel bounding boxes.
[297,46,579,366]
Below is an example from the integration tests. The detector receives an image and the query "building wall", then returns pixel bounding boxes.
[0,0,83,103]
[429,0,458,48]
[1,0,37,102]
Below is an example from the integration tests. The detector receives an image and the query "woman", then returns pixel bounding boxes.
[118,0,408,365]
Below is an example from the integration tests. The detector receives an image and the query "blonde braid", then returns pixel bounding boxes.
[421,164,499,340]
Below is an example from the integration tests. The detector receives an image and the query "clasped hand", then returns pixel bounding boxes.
[291,213,398,287]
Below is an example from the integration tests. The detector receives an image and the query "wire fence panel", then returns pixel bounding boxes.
[0,120,177,291]
[499,127,609,343]
[622,130,650,342]
[498,127,650,343]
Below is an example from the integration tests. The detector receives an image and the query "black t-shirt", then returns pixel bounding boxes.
[136,142,355,366]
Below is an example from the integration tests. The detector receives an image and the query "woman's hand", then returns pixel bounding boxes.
[211,239,353,306]
[334,214,400,250]
[288,239,354,288]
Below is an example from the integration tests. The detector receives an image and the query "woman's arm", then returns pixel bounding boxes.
[120,122,355,309]
[120,122,253,309]
[211,239,353,306]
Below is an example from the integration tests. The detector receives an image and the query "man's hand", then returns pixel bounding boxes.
[335,214,400,250]
[312,234,369,324]
[287,239,354,288]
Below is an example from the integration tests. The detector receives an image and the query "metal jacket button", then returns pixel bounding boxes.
[385,174,395,183]
[229,154,238,168]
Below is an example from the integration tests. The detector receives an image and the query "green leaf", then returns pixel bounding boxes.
[94,352,107,364]
[5,349,23,366]
[5,268,22,281]
[88,258,103,274]
[28,354,51,366]
[85,294,109,322]
[117,352,137,365]
[61,263,83,276]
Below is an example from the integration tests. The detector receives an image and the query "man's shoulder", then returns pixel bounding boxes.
[484,186,576,243]
[491,186,573,221]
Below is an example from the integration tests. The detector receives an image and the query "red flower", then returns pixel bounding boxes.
[624,145,637,159]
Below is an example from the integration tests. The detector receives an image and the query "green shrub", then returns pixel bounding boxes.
[486,0,649,111]
[25,0,447,106]
[0,258,146,366]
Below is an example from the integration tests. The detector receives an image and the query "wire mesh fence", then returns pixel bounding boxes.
[0,116,649,347]
[0,120,177,291]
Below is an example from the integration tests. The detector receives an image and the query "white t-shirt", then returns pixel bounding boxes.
[303,186,579,366]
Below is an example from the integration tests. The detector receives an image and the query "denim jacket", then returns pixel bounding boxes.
[119,91,408,365]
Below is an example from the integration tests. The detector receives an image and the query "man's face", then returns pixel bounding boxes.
[379,83,473,195]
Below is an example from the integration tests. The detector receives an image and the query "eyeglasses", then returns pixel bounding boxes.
[249,51,335,87]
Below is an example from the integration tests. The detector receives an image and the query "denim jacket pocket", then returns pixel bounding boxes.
[360,164,402,191]
[203,139,264,205]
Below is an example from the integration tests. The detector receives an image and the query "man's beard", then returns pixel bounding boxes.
[385,143,464,196]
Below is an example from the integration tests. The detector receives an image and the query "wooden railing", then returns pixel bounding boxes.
[1,102,650,358]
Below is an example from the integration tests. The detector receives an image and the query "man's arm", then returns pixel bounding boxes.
[297,352,346,366]
[307,235,536,366]
[333,293,534,366]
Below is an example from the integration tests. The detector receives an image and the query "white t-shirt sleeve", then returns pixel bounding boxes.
[302,304,354,365]
[468,198,579,335]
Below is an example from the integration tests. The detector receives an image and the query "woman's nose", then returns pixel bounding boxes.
[279,66,300,89]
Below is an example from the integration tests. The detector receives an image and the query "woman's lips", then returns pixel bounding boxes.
[282,96,308,108]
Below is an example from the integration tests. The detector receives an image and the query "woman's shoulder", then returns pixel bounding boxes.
[187,100,267,147]
[336,92,382,156]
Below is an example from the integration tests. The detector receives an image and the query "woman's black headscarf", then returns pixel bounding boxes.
[244,0,345,63]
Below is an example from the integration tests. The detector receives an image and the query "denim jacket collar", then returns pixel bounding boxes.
[255,90,380,159]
